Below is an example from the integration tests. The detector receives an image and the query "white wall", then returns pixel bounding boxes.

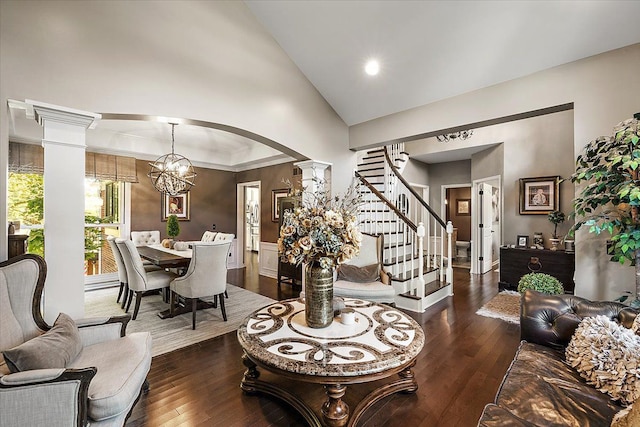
[351,44,640,301]
[0,1,353,261]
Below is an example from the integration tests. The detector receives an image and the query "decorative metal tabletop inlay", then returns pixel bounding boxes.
[237,298,425,377]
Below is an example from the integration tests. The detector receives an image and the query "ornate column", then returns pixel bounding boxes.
[27,100,101,322]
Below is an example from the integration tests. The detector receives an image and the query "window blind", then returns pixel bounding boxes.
[9,142,138,182]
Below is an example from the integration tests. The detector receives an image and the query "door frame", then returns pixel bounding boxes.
[471,175,502,275]
[236,180,261,269]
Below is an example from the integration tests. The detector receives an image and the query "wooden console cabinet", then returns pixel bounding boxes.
[499,246,575,294]
[8,234,28,259]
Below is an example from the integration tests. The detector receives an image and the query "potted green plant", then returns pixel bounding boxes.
[571,115,640,307]
[548,210,565,251]
[166,214,180,248]
[517,272,564,295]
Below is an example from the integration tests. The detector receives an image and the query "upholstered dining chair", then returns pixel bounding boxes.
[170,241,232,330]
[0,254,152,427]
[333,233,396,304]
[130,230,161,247]
[116,239,179,320]
[106,236,129,308]
[201,231,217,242]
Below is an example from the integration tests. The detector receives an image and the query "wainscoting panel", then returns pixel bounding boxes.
[259,242,278,279]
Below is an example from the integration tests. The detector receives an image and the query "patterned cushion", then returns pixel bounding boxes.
[0,271,24,352]
[566,315,640,405]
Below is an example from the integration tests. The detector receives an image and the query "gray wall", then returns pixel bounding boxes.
[427,160,472,220]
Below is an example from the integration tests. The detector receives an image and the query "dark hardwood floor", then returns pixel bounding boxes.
[126,255,521,426]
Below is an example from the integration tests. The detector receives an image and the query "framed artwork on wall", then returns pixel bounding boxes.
[272,188,289,222]
[519,176,560,215]
[162,192,190,221]
[456,199,471,215]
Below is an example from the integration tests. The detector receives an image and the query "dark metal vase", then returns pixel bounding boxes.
[305,261,334,328]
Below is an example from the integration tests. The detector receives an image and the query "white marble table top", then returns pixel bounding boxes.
[237,298,425,377]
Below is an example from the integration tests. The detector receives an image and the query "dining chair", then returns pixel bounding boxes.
[170,241,232,329]
[116,238,179,320]
[130,230,161,247]
[106,236,129,309]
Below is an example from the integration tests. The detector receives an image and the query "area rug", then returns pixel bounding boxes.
[476,290,521,324]
[84,285,275,356]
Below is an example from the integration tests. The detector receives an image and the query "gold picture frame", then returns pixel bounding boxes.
[272,189,289,222]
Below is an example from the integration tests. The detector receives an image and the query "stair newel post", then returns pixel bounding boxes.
[446,221,454,287]
[417,222,426,298]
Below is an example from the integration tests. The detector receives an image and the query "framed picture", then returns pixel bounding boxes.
[517,235,529,248]
[162,192,190,221]
[456,199,471,215]
[519,176,560,215]
[272,188,289,222]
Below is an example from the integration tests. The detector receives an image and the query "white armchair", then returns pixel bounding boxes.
[0,254,152,427]
[170,241,232,329]
[333,233,396,304]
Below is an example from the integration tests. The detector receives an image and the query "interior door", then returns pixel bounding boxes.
[479,183,493,273]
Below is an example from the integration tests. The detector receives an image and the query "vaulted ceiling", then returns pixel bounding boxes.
[8,1,640,169]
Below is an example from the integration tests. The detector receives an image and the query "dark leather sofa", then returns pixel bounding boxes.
[477,289,639,427]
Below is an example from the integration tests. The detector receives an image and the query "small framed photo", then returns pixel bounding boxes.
[456,199,471,215]
[162,192,190,221]
[517,235,529,248]
[519,176,560,215]
[272,188,289,222]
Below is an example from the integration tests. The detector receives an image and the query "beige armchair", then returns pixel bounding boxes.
[116,239,179,320]
[170,241,232,329]
[333,233,396,304]
[0,254,152,427]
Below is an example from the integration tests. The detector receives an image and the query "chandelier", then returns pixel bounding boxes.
[148,123,196,195]
[436,129,473,143]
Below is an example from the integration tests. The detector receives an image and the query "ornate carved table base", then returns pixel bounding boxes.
[241,353,418,427]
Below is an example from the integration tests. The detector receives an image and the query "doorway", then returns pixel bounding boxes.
[236,181,261,269]
[442,184,472,270]
[471,175,502,275]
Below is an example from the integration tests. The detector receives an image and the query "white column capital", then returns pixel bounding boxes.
[294,160,332,176]
[26,99,101,129]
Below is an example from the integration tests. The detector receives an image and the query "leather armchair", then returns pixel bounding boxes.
[0,255,152,427]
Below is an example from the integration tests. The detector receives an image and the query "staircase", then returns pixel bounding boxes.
[355,144,453,312]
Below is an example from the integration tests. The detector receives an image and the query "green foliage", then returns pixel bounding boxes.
[166,214,180,238]
[548,210,565,238]
[571,117,640,265]
[8,173,44,256]
[518,272,564,295]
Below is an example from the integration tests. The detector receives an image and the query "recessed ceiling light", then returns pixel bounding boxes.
[365,59,379,76]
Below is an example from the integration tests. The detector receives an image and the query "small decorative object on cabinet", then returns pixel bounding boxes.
[533,232,544,249]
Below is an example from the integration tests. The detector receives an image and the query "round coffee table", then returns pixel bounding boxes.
[237,297,425,427]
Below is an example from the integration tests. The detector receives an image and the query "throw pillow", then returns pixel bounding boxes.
[2,313,82,373]
[337,263,380,283]
[566,315,640,406]
[611,400,639,427]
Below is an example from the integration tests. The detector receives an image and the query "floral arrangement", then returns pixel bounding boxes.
[278,178,363,269]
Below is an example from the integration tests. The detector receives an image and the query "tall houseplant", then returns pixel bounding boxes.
[571,115,640,307]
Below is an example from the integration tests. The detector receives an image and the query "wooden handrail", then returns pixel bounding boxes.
[355,171,417,232]
[382,147,447,229]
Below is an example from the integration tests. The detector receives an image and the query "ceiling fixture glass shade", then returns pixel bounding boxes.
[148,123,196,195]
[436,129,473,143]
